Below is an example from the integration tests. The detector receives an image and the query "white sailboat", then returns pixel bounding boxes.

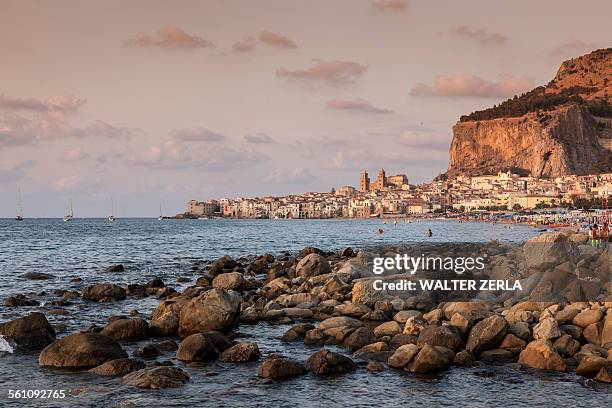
[158,202,163,221]
[16,187,24,221]
[63,199,74,222]
[108,198,116,222]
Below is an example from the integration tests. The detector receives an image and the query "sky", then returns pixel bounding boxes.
[1,0,611,217]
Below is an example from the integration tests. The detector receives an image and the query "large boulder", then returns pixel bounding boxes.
[306,349,357,375]
[576,355,609,378]
[572,309,603,328]
[532,317,562,341]
[82,284,126,302]
[212,272,246,291]
[100,318,149,341]
[219,342,260,362]
[0,312,55,350]
[178,289,242,337]
[207,256,237,277]
[123,367,189,389]
[466,315,507,355]
[518,340,566,372]
[39,333,127,368]
[296,254,331,279]
[176,332,232,362]
[88,358,145,376]
[522,232,578,271]
[409,344,454,373]
[388,344,419,368]
[150,295,194,336]
[258,357,307,379]
[417,325,463,351]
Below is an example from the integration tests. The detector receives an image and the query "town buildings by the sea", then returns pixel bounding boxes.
[182,170,612,219]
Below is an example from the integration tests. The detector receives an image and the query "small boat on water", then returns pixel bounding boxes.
[108,198,116,222]
[16,187,24,221]
[158,203,163,221]
[63,199,74,222]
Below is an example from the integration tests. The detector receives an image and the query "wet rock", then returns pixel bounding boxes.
[126,284,147,297]
[341,247,355,257]
[153,340,178,352]
[518,340,566,372]
[572,309,603,328]
[176,332,232,362]
[388,344,419,368]
[208,256,237,277]
[178,289,242,337]
[39,332,127,368]
[453,350,475,367]
[88,358,145,376]
[576,355,609,378]
[532,317,562,341]
[21,272,54,280]
[134,344,160,359]
[594,366,612,383]
[296,254,331,279]
[306,349,357,375]
[0,312,56,350]
[299,246,325,258]
[373,321,401,338]
[195,277,211,287]
[304,329,327,346]
[82,284,126,302]
[219,342,260,362]
[552,334,580,357]
[212,272,246,291]
[353,342,393,362]
[409,344,454,373]
[417,325,463,351]
[100,318,149,341]
[466,315,507,355]
[104,264,125,273]
[389,333,418,349]
[343,327,376,351]
[258,357,307,380]
[281,323,315,342]
[4,294,39,307]
[479,349,515,362]
[499,333,526,351]
[123,366,189,389]
[367,361,385,372]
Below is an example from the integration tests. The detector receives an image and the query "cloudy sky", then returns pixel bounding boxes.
[1,0,610,217]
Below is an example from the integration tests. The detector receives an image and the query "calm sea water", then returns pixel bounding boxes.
[0,219,609,407]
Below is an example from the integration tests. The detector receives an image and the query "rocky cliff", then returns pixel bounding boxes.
[446,48,612,178]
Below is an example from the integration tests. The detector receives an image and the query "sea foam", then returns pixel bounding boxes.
[0,335,14,354]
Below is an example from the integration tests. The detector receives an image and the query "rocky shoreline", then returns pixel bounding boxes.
[1,231,611,393]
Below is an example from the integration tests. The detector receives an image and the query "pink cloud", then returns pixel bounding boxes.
[325,98,392,114]
[410,74,534,98]
[276,60,367,84]
[258,31,297,49]
[233,37,257,53]
[123,26,213,50]
[371,0,408,12]
[0,94,86,113]
[451,25,508,46]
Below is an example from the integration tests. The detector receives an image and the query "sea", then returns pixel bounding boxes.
[0,218,609,407]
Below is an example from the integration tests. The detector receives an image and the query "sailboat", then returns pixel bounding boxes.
[15,187,24,221]
[108,198,116,222]
[63,199,74,222]
[158,202,163,221]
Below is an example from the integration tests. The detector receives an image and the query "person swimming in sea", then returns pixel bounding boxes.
[378,228,384,234]
[428,228,432,237]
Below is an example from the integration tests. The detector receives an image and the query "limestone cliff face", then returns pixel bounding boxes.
[446,48,612,178]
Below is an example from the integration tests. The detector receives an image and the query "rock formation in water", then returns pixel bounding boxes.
[446,48,612,178]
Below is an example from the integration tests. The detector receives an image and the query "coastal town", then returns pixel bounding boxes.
[181,168,612,224]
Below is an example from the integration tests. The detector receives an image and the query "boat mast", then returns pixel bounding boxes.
[17,186,23,218]
[70,198,74,217]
